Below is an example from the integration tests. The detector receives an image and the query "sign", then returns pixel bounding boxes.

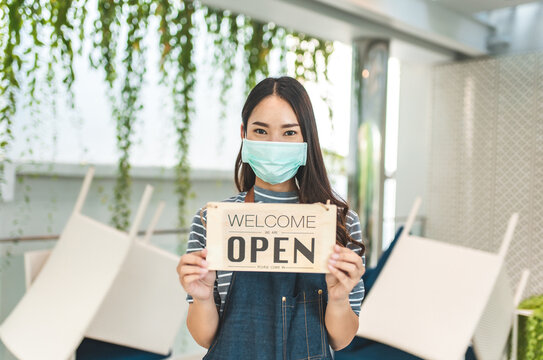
[205,201,337,273]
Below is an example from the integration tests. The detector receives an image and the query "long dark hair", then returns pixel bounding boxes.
[234,76,365,256]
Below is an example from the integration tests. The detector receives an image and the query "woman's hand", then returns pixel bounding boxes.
[326,244,365,304]
[180,248,220,348]
[177,248,216,302]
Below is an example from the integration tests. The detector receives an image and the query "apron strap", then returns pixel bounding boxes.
[245,187,255,203]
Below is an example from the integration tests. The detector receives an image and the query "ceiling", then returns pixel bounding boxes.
[432,0,540,14]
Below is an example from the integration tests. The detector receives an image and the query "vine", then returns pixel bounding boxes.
[0,0,84,200]
[91,0,120,89]
[172,0,196,237]
[203,11,335,121]
[156,0,196,240]
[112,0,151,230]
[47,0,82,109]
[1,0,338,248]
[91,0,152,230]
[244,19,268,93]
[0,0,22,202]
[204,9,239,149]
[289,31,334,120]
[315,39,334,121]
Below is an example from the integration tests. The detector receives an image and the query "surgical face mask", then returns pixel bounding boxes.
[241,138,308,185]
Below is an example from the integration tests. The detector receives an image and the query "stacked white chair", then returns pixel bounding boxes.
[356,198,529,360]
[0,167,188,359]
[83,199,187,356]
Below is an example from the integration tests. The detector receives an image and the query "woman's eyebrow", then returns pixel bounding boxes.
[281,123,300,128]
[251,121,300,128]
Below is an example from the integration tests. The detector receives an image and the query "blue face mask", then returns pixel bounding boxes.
[241,138,308,185]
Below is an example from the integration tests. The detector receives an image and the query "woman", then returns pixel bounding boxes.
[177,76,366,359]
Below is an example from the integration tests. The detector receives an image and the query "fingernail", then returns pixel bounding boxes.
[329,259,337,265]
[328,264,335,270]
[332,253,339,259]
[335,244,341,251]
[201,260,208,266]
[200,268,208,274]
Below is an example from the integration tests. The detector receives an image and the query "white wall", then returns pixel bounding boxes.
[395,63,433,219]
[390,40,452,234]
[427,51,543,297]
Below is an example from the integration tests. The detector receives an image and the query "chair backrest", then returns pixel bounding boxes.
[22,200,188,356]
[471,267,514,360]
[84,201,187,355]
[472,267,530,360]
[0,167,151,360]
[470,211,522,360]
[356,197,519,360]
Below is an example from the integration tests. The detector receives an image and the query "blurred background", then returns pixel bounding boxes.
[0,0,542,359]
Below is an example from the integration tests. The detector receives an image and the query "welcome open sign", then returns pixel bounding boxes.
[205,201,337,273]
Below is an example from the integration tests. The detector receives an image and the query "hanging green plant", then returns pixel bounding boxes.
[173,0,196,237]
[0,0,22,202]
[244,18,269,93]
[204,8,239,148]
[112,0,151,230]
[273,26,288,75]
[91,0,120,89]
[46,0,83,109]
[517,294,543,360]
[0,0,83,201]
[90,0,122,228]
[91,0,152,231]
[315,39,335,121]
[202,10,334,120]
[156,0,197,243]
[289,31,334,121]
[1,0,339,252]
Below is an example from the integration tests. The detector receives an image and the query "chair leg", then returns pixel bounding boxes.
[511,312,518,360]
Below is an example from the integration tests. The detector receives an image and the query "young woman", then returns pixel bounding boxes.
[177,76,366,359]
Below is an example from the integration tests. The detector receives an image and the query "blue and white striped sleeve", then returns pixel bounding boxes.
[185,207,221,307]
[346,209,366,316]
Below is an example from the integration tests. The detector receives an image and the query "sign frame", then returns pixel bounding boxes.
[205,201,337,273]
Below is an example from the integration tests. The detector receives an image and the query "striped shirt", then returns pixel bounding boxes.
[185,185,366,315]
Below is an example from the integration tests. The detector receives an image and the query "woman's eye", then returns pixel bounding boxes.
[255,129,267,134]
[285,130,296,136]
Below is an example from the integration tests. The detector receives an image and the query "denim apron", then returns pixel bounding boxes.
[202,187,333,360]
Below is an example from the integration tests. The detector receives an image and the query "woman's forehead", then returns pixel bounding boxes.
[248,96,299,126]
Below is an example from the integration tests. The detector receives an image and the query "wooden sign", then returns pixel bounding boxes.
[205,202,337,273]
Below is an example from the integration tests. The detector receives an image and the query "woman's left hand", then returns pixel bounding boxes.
[326,244,365,304]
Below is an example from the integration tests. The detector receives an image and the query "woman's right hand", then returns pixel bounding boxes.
[177,248,216,302]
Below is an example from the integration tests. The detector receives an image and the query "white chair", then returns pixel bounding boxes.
[84,200,187,355]
[472,267,530,360]
[23,201,188,357]
[356,197,527,360]
[0,167,140,360]
[0,167,185,360]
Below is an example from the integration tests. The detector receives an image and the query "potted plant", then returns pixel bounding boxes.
[517,294,543,360]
